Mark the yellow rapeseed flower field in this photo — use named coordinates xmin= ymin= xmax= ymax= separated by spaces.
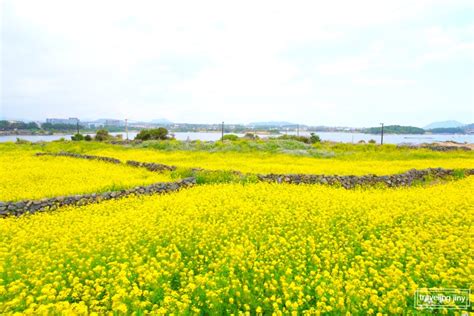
xmin=1 ymin=179 xmax=472 ymax=314
xmin=91 ymin=148 xmax=474 ymax=175
xmin=0 ymin=151 xmax=173 ymax=201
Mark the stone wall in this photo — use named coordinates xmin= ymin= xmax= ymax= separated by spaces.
xmin=257 ymin=168 xmax=474 ymax=189
xmin=35 ymin=152 xmax=177 ymax=172
xmin=426 ymin=145 xmax=472 ymax=152
xmin=35 ymin=152 xmax=121 ymax=164
xmin=6 ymin=152 xmax=472 ymax=217
xmin=0 ymin=178 xmax=195 ymax=218
xmin=397 ymin=144 xmax=472 ymax=151
xmin=126 ymin=160 xmax=176 ymax=172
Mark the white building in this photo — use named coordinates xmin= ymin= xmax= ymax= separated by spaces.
xmin=45 ymin=118 xmax=79 ymax=125
xmin=105 ymin=119 xmax=125 ymax=126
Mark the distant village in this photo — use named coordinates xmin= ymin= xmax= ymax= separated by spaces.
xmin=1 ymin=117 xmax=356 ymax=135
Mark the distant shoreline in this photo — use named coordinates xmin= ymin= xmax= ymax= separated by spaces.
xmin=0 ymin=130 xmax=132 ymax=137
xmin=1 ymin=130 xmax=473 ymax=137
xmin=1 ymin=131 xmax=473 ymax=145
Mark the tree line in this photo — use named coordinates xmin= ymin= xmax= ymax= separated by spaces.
xmin=0 ymin=120 xmax=84 ymax=132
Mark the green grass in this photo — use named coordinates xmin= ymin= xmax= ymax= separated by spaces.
xmin=171 ymin=168 xmax=259 ymax=185
xmin=3 ymin=138 xmax=473 ymax=162
xmin=453 ymin=168 xmax=468 ymax=180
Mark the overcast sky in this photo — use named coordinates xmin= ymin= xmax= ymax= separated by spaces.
xmin=1 ymin=0 xmax=473 ymax=127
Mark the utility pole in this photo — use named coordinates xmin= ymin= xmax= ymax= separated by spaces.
xmin=125 ymin=119 xmax=128 ymax=140
xmin=221 ymin=121 xmax=224 ymax=142
xmin=380 ymin=123 xmax=384 ymax=145
xmin=76 ymin=119 xmax=80 ymax=135
xmin=296 ymin=124 xmax=299 ymax=137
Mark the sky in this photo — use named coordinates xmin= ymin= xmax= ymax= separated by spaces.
xmin=1 ymin=0 xmax=473 ymax=127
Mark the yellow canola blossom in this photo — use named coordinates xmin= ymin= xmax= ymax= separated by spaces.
xmin=0 ymin=152 xmax=173 ymax=201
xmin=0 ymin=179 xmax=472 ymax=314
xmin=91 ymin=148 xmax=474 ymax=175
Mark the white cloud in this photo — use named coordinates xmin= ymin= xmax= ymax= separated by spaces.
xmin=354 ymin=77 xmax=416 ymax=86
xmin=417 ymin=43 xmax=474 ymax=66
xmin=2 ymin=0 xmax=473 ymax=124
xmin=317 ymin=57 xmax=371 ymax=76
xmin=406 ymin=24 xmax=474 ymax=67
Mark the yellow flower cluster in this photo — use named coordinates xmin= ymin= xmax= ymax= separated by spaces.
xmin=91 ymin=148 xmax=474 ymax=175
xmin=0 ymin=150 xmax=173 ymax=201
xmin=1 ymin=179 xmax=472 ymax=314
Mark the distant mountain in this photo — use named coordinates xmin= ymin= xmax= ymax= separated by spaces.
xmin=461 ymin=123 xmax=474 ymax=134
xmin=427 ymin=127 xmax=464 ymax=134
xmin=425 ymin=123 xmax=473 ymax=134
xmin=150 ymin=118 xmax=173 ymax=124
xmin=424 ymin=120 xmax=464 ymax=129
xmin=249 ymin=121 xmax=297 ymax=127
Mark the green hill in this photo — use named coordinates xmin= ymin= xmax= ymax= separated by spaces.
xmin=363 ymin=125 xmax=425 ymax=134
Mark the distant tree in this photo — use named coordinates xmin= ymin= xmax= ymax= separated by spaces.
xmin=363 ymin=125 xmax=424 ymax=135
xmin=0 ymin=120 xmax=39 ymax=131
xmin=277 ymin=134 xmax=322 ymax=144
xmin=84 ymin=135 xmax=92 ymax=141
xmin=0 ymin=120 xmax=8 ymax=130
xmin=26 ymin=122 xmax=39 ymax=130
xmin=95 ymin=129 xmax=110 ymax=141
xmin=71 ymin=133 xmax=84 ymax=141
xmin=42 ymin=123 xmax=84 ymax=131
xmin=309 ymin=133 xmax=321 ymax=143
xmin=135 ymin=128 xmax=169 ymax=141
xmin=243 ymin=133 xmax=259 ymax=140
xmin=222 ymin=134 xmax=239 ymax=141
xmin=368 ymin=139 xmax=376 ymax=144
